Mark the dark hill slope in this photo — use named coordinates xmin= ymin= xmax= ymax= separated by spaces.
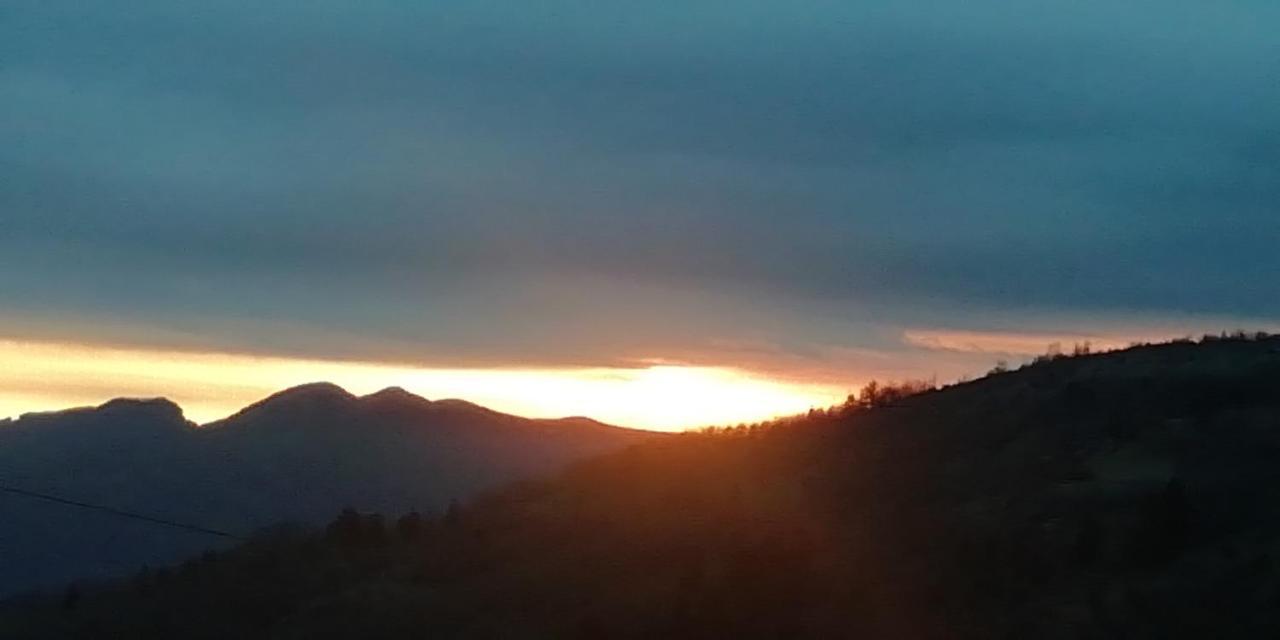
xmin=6 ymin=336 xmax=1280 ymax=638
xmin=0 ymin=386 xmax=653 ymax=598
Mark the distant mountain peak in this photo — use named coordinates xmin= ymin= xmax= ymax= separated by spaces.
xmin=203 ymin=382 xmax=357 ymax=428
xmin=98 ymin=397 xmax=185 ymax=418
xmin=359 ymin=386 xmax=433 ymax=412
xmin=270 ymin=382 xmax=356 ymax=402
xmin=16 ymin=397 xmax=180 ymax=417
xmin=363 ymin=386 xmax=427 ymax=403
xmin=9 ymin=396 xmax=192 ymax=432
xmin=246 ymin=382 xmax=358 ymax=411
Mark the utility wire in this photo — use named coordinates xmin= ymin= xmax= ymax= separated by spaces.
xmin=0 ymin=483 xmax=244 ymax=540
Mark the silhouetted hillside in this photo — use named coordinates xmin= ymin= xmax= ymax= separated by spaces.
xmin=7 ymin=335 xmax=1280 ymax=638
xmin=0 ymin=386 xmax=653 ymax=598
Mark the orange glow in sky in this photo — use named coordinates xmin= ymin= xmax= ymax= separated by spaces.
xmin=0 ymin=339 xmax=850 ymax=431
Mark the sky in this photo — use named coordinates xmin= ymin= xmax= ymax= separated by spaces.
xmin=2 ymin=2 xmax=1278 ymax=429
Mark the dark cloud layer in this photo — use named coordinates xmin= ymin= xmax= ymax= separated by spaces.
xmin=3 ymin=1 xmax=1277 ymax=374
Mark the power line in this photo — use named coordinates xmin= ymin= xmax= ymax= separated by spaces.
xmin=0 ymin=483 xmax=244 ymax=540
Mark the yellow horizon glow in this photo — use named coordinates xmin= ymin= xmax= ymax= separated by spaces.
xmin=0 ymin=339 xmax=849 ymax=432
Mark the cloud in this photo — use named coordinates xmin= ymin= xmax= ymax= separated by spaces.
xmin=902 ymin=329 xmax=1135 ymax=357
xmin=2 ymin=0 xmax=1277 ymax=380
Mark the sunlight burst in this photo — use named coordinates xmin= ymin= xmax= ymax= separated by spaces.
xmin=0 ymin=339 xmax=848 ymax=431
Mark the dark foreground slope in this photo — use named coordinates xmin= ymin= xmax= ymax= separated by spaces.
xmin=0 ymin=385 xmax=652 ymax=597
xmin=7 ymin=336 xmax=1280 ymax=638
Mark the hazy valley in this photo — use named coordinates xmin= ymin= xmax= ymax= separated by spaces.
xmin=0 ymin=384 xmax=653 ymax=597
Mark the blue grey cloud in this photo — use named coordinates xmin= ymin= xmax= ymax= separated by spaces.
xmin=3 ymin=1 xmax=1277 ymax=372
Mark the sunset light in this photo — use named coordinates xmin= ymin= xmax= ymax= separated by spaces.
xmin=6 ymin=1 xmax=1279 ymax=632
xmin=0 ymin=339 xmax=848 ymax=431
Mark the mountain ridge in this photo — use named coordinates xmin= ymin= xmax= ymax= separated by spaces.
xmin=2 ymin=382 xmax=650 ymax=435
xmin=0 ymin=384 xmax=656 ymax=598
xmin=6 ymin=335 xmax=1279 ymax=637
